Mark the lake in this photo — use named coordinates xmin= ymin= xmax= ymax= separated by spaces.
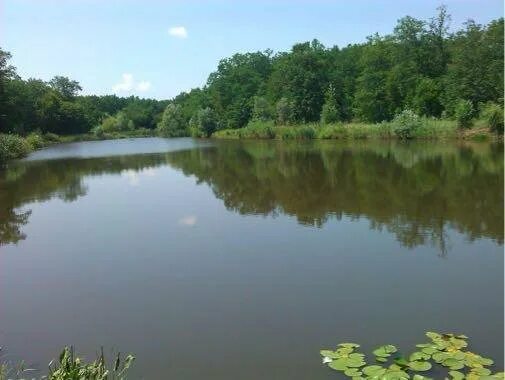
xmin=0 ymin=137 xmax=503 ymax=379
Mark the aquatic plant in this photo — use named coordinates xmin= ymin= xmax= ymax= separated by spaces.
xmin=0 ymin=346 xmax=134 ymax=380
xmin=320 ymin=332 xmax=503 ymax=379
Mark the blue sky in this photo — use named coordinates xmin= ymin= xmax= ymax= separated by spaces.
xmin=1 ymin=0 xmax=503 ymax=100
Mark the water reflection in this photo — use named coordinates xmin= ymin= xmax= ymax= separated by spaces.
xmin=0 ymin=140 xmax=502 ymax=253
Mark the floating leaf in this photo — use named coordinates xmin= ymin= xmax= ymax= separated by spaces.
xmin=471 ymin=367 xmax=492 ymax=376
xmin=382 ymin=369 xmax=409 ymax=380
xmin=320 ymin=350 xmax=340 ymax=359
xmin=349 ymin=353 xmax=365 ymax=360
xmin=328 ymin=358 xmax=348 ymax=371
xmin=344 ymin=368 xmax=362 ymax=377
xmin=449 ymin=370 xmax=465 ymax=380
xmin=409 ymin=352 xmax=430 ymax=362
xmin=339 ymin=343 xmax=360 ymax=348
xmin=363 ymin=365 xmax=386 ymax=376
xmin=421 ymin=347 xmax=439 ymax=355
xmin=376 ymin=357 xmax=388 ymax=363
xmin=432 ymin=352 xmax=449 ymax=363
xmin=373 ymin=345 xmax=397 ymax=357
xmin=408 ymin=361 xmax=432 ymax=371
xmin=394 ymin=357 xmax=409 ymax=367
xmin=426 ymin=332 xmax=442 ymax=340
xmin=442 ymin=358 xmax=464 ymax=370
xmin=413 ymin=375 xmax=432 ymax=380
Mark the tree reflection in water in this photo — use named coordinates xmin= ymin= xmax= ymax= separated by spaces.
xmin=0 ymin=140 xmax=502 ymax=255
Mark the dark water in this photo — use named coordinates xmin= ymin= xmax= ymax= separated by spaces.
xmin=0 ymin=138 xmax=503 ymax=379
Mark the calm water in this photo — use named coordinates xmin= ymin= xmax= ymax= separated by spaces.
xmin=0 ymin=137 xmax=503 ymax=379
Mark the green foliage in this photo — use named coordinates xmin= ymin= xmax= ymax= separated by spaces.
xmin=392 ymin=109 xmax=422 ymax=139
xmin=321 ymin=85 xmax=342 ymax=124
xmin=321 ymin=332 xmax=503 ymax=379
xmin=25 ymin=133 xmax=45 ymax=149
xmin=320 ymin=103 xmax=341 ymax=124
xmin=481 ymin=102 xmax=504 ymax=134
xmin=47 ymin=347 xmax=134 ymax=380
xmin=252 ymin=96 xmax=272 ymax=121
xmin=279 ymin=125 xmax=316 ymax=140
xmin=96 ymin=112 xmax=135 ymax=134
xmin=276 ymin=97 xmax=295 ymax=125
xmin=157 ymin=103 xmax=188 ymax=137
xmin=49 ymin=76 xmax=82 ymax=100
xmin=0 ymin=134 xmax=31 ymax=162
xmin=454 ymin=99 xmax=474 ymax=129
xmin=43 ymin=132 xmax=62 ymax=143
xmin=189 ymin=107 xmax=218 ymax=137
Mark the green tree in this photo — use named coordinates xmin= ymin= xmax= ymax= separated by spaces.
xmin=252 ymin=96 xmax=272 ymax=121
xmin=275 ymin=97 xmax=295 ymax=125
xmin=157 ymin=103 xmax=187 ymax=137
xmin=320 ymin=84 xmax=341 ymax=124
xmin=49 ymin=76 xmax=82 ymax=100
xmin=189 ymin=107 xmax=218 ymax=137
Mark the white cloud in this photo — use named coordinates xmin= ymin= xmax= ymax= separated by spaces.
xmin=168 ymin=26 xmax=187 ymax=38
xmin=112 ymin=73 xmax=151 ymax=94
xmin=136 ymin=80 xmax=151 ymax=92
xmin=178 ymin=215 xmax=197 ymax=226
xmin=112 ymin=73 xmax=134 ymax=92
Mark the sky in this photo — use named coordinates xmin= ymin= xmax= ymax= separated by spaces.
xmin=1 ymin=0 xmax=503 ymax=100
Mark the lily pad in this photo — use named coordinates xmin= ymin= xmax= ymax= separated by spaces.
xmin=409 ymin=352 xmax=431 ymax=362
xmin=426 ymin=332 xmax=442 ymax=340
xmin=448 ymin=370 xmax=465 ymax=380
xmin=382 ymin=369 xmax=410 ymax=380
xmin=373 ymin=345 xmax=398 ymax=357
xmin=363 ymin=365 xmax=386 ymax=376
xmin=408 ymin=361 xmax=432 ymax=371
xmin=345 ymin=368 xmax=362 ymax=377
xmin=320 ymin=350 xmax=340 ymax=359
xmin=339 ymin=343 xmax=360 ymax=348
xmin=471 ymin=367 xmax=492 ymax=376
xmin=421 ymin=347 xmax=439 ymax=355
xmin=442 ymin=358 xmax=464 ymax=370
xmin=413 ymin=375 xmax=432 ymax=380
xmin=328 ymin=358 xmax=348 ymax=371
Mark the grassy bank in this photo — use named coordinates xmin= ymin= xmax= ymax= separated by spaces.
xmin=0 ymin=129 xmax=156 ymax=164
xmin=213 ymin=119 xmax=499 ymax=141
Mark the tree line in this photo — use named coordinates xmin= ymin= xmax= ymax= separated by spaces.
xmin=160 ymin=7 xmax=503 ymax=137
xmin=0 ymin=6 xmax=503 ymax=139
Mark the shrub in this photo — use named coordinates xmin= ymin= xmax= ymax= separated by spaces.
xmin=43 ymin=132 xmax=61 ymax=143
xmin=157 ymin=103 xmax=188 ymax=137
xmin=96 ymin=111 xmax=135 ymax=134
xmin=481 ymin=102 xmax=504 ymax=134
xmin=25 ymin=133 xmax=45 ymax=149
xmin=320 ymin=102 xmax=340 ymax=124
xmin=189 ymin=107 xmax=218 ymax=137
xmin=0 ymin=134 xmax=32 ymax=162
xmin=252 ymin=96 xmax=272 ymax=122
xmin=454 ymin=99 xmax=474 ymax=129
xmin=276 ymin=97 xmax=295 ymax=125
xmin=392 ymin=110 xmax=422 ymax=139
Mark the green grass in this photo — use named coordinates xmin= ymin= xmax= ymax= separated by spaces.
xmin=213 ymin=119 xmax=498 ymax=141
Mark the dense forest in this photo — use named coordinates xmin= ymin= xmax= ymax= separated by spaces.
xmin=0 ymin=6 xmax=503 ymax=145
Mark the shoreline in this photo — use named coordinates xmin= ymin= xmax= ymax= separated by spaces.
xmin=212 ymin=120 xmax=502 ymax=142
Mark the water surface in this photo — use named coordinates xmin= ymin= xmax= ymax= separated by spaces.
xmin=0 ymin=137 xmax=503 ymax=379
